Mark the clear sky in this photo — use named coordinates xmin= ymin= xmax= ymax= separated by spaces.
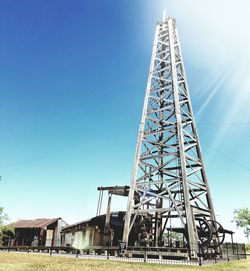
xmin=0 ymin=0 xmax=249 ymax=242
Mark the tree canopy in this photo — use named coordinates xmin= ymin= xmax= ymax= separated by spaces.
xmin=0 ymin=207 xmax=8 ymax=225
xmin=233 ymin=207 xmax=250 ymax=243
xmin=0 ymin=207 xmax=15 ymax=246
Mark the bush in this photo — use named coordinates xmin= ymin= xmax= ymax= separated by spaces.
xmin=245 ymin=243 xmax=250 ymax=252
xmin=0 ymin=225 xmax=15 ymax=246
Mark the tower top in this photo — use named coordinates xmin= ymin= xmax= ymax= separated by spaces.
xmin=160 ymin=11 xmax=175 ymax=24
xmin=162 ymin=10 xmax=166 ymax=21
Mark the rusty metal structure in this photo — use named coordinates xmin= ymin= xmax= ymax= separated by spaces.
xmin=96 ymin=186 xmax=129 ymax=237
xmin=122 ymin=14 xmax=226 ymax=256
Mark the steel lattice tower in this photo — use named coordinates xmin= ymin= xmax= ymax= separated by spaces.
xmin=123 ymin=16 xmax=218 ymax=251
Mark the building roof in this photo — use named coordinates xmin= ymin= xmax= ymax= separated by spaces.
xmin=62 ymin=218 xmax=91 ymax=231
xmin=62 ymin=211 xmax=125 ymax=231
xmin=11 ymin=218 xmax=61 ymax=229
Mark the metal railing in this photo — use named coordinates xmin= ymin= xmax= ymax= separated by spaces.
xmin=0 ymin=242 xmax=246 ymax=266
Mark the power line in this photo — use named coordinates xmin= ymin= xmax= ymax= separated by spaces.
xmin=0 ymin=155 xmax=50 ymax=168
xmin=201 ymin=141 xmax=250 ymax=172
xmin=0 ymin=139 xmax=249 ymax=174
xmin=197 ymin=122 xmax=250 ymax=126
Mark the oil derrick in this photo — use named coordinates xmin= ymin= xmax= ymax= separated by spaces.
xmin=123 ymin=15 xmax=225 ymax=255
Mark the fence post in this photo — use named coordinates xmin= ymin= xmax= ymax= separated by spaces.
xmin=144 ymin=246 xmax=147 ymax=263
xmin=7 ymin=237 xmax=11 ymax=252
xmin=107 ymin=245 xmax=110 ymax=260
xmin=226 ymin=243 xmax=229 ymax=261
xmin=244 ymin=243 xmax=247 ymax=259
xmin=236 ymin=243 xmax=239 ymax=260
xmin=198 ymin=244 xmax=202 ymax=266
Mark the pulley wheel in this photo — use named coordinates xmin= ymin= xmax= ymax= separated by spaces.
xmin=195 ymin=218 xmax=212 ymax=245
xmin=207 ymin=220 xmax=225 ymax=247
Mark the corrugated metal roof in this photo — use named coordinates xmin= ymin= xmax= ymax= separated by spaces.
xmin=62 ymin=218 xmax=91 ymax=230
xmin=62 ymin=212 xmax=125 ymax=231
xmin=11 ymin=218 xmax=60 ymax=228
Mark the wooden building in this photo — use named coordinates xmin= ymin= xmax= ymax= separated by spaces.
xmin=10 ymin=218 xmax=68 ymax=247
xmin=61 ymin=212 xmax=125 ymax=249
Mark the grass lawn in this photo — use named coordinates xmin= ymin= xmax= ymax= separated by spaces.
xmin=0 ymin=252 xmax=249 ymax=271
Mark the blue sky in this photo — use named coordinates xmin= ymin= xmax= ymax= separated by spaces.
xmin=0 ymin=0 xmax=249 ymax=242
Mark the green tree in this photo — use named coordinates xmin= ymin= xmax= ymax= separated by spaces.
xmin=233 ymin=207 xmax=250 ymax=243
xmin=0 ymin=207 xmax=15 ymax=246
xmin=163 ymin=231 xmax=184 ymax=246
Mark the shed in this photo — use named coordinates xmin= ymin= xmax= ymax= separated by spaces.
xmin=10 ymin=218 xmax=68 ymax=247
xmin=61 ymin=212 xmax=125 ymax=249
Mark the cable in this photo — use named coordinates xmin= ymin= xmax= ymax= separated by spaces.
xmin=0 ymin=155 xmax=50 ymax=168
xmin=197 ymin=122 xmax=250 ymax=126
xmin=201 ymin=141 xmax=250 ymax=172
